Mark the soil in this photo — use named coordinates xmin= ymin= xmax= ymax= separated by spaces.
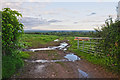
xmin=12 ymin=40 xmax=119 ymax=79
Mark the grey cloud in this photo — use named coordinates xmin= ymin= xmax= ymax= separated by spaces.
xmin=19 ymin=17 xmax=47 ymax=27
xmin=48 ymin=19 xmax=62 ymax=23
xmin=19 ymin=17 xmax=62 ymax=28
xmin=74 ymin=22 xmax=78 ymax=24
xmin=87 ymin=12 xmax=96 ymax=16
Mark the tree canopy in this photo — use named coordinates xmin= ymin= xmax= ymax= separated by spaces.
xmin=2 ymin=8 xmax=24 ymax=55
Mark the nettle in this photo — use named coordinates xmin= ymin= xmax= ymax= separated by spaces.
xmin=2 ymin=8 xmax=24 ymax=55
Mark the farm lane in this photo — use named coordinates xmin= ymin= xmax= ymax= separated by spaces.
xmin=12 ymin=40 xmax=118 ymax=78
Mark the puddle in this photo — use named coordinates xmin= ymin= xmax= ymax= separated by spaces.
xmin=25 ymin=53 xmax=81 ymax=63
xmin=29 ymin=48 xmax=55 ymax=52
xmin=29 ymin=42 xmax=68 ymax=52
xmin=58 ymin=42 xmax=68 ymax=50
xmin=64 ymin=53 xmax=81 ymax=62
xmin=54 ymin=39 xmax=59 ymax=42
xmin=63 ymin=48 xmax=67 ymax=51
xmin=34 ymin=65 xmax=45 ymax=73
xmin=78 ymin=69 xmax=88 ymax=78
xmin=25 ymin=59 xmax=68 ymax=63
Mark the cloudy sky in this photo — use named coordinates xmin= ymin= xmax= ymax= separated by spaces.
xmin=1 ymin=0 xmax=119 ymax=30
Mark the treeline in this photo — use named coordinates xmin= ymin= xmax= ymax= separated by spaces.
xmin=25 ymin=31 xmax=95 ymax=37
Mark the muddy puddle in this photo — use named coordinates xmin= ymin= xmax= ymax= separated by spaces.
xmin=78 ymin=69 xmax=88 ymax=78
xmin=25 ymin=53 xmax=81 ymax=63
xmin=29 ymin=42 xmax=68 ymax=52
xmin=25 ymin=59 xmax=68 ymax=63
xmin=54 ymin=39 xmax=59 ymax=42
xmin=64 ymin=53 xmax=81 ymax=62
xmin=34 ymin=65 xmax=45 ymax=73
xmin=24 ymin=41 xmax=89 ymax=78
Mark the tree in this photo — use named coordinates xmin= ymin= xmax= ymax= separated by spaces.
xmin=2 ymin=8 xmax=24 ymax=55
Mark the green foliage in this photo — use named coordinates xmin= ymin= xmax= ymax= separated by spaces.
xmin=2 ymin=50 xmax=30 ymax=78
xmin=2 ymin=55 xmax=24 ymax=78
xmin=18 ymin=51 xmax=30 ymax=59
xmin=1 ymin=8 xmax=25 ymax=78
xmin=66 ymin=35 xmax=119 ymax=73
xmin=94 ymin=17 xmax=120 ymax=73
xmin=2 ymin=8 xmax=24 ymax=55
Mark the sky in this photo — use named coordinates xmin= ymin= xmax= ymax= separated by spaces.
xmin=1 ymin=0 xmax=119 ymax=30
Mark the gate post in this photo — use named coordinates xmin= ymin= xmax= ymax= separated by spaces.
xmin=83 ymin=40 xmax=84 ymax=51
xmin=77 ymin=40 xmax=79 ymax=49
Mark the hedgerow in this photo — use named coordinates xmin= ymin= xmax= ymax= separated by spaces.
xmin=95 ymin=17 xmax=120 ymax=73
xmin=2 ymin=8 xmax=25 ymax=78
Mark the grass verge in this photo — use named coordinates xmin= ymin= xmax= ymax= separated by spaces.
xmin=2 ymin=51 xmax=30 ymax=78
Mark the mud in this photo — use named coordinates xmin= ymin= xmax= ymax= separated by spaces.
xmin=12 ymin=40 xmax=119 ymax=78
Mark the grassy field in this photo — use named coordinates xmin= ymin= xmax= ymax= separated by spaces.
xmin=21 ymin=34 xmax=65 ymax=48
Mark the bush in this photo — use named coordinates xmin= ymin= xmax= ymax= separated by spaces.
xmin=2 ymin=56 xmax=24 ymax=78
xmin=2 ymin=8 xmax=24 ymax=55
xmin=1 ymin=8 xmax=24 ymax=78
xmin=94 ymin=17 xmax=120 ymax=73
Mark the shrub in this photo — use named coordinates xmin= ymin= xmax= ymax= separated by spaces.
xmin=2 ymin=56 xmax=24 ymax=78
xmin=2 ymin=8 xmax=24 ymax=55
xmin=1 ymin=8 xmax=24 ymax=78
xmin=94 ymin=17 xmax=120 ymax=73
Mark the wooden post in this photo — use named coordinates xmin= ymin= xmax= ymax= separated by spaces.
xmin=90 ymin=39 xmax=91 ymax=51
xmin=83 ymin=40 xmax=84 ymax=51
xmin=77 ymin=40 xmax=79 ymax=49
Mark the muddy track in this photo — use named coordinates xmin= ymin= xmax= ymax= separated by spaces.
xmin=12 ymin=40 xmax=119 ymax=78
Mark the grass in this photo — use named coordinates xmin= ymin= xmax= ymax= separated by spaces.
xmin=2 ymin=55 xmax=24 ymax=78
xmin=67 ymin=37 xmax=106 ymax=65
xmin=51 ymin=58 xmax=57 ymax=60
xmin=22 ymin=34 xmax=59 ymax=48
xmin=2 ymin=51 xmax=31 ymax=78
xmin=18 ymin=51 xmax=30 ymax=59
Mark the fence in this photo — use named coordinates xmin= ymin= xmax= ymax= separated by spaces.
xmin=75 ymin=37 xmax=102 ymax=54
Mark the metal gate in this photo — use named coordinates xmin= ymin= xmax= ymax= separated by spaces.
xmin=75 ymin=37 xmax=102 ymax=54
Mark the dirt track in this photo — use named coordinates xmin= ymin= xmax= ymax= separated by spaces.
xmin=12 ymin=41 xmax=119 ymax=78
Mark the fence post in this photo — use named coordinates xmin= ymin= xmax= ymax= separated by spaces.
xmin=90 ymin=39 xmax=91 ymax=52
xmin=77 ymin=40 xmax=79 ymax=49
xmin=83 ymin=40 xmax=84 ymax=51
